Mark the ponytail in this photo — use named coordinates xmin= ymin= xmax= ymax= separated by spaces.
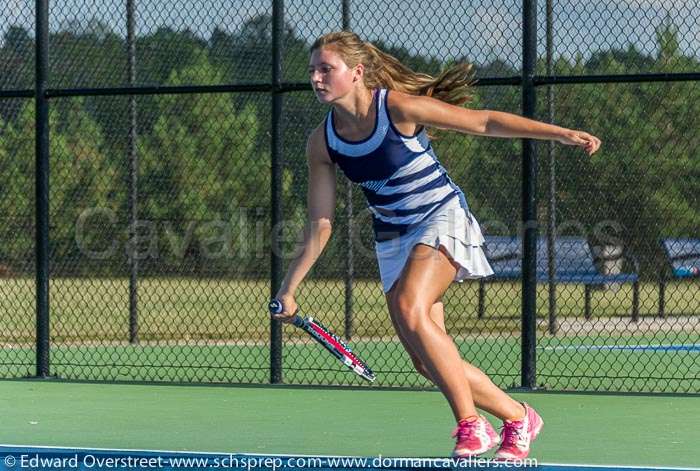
xmin=311 ymin=31 xmax=474 ymax=107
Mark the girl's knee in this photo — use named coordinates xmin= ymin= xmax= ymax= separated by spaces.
xmin=391 ymin=294 xmax=429 ymax=333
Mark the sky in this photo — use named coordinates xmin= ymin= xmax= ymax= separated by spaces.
xmin=2 ymin=0 xmax=699 ymax=67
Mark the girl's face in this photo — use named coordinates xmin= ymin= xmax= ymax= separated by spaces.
xmin=308 ymin=46 xmax=362 ymax=104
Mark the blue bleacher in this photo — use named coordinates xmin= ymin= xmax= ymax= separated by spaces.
xmin=478 ymin=236 xmax=640 ymax=321
xmin=661 ymin=238 xmax=700 ymax=278
xmin=657 ymin=238 xmax=700 ymax=317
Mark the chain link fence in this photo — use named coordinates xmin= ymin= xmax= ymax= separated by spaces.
xmin=1 ymin=0 xmax=698 ymax=392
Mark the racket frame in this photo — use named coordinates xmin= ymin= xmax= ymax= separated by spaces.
xmin=269 ymin=300 xmax=375 ymax=382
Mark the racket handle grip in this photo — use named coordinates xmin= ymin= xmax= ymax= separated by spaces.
xmin=268 ymin=299 xmax=284 ymax=315
xmin=268 ymin=299 xmax=304 ymax=328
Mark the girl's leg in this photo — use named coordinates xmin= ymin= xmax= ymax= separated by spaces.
xmin=386 ymin=297 xmax=524 ymax=421
xmin=385 ymin=243 xmax=477 ymax=422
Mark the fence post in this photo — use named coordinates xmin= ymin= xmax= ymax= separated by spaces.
xmin=342 ymin=0 xmax=354 ymax=341
xmin=342 ymin=0 xmax=351 ymax=32
xmin=545 ymin=0 xmax=558 ymax=336
xmin=126 ymin=0 xmax=139 ymax=345
xmin=521 ymin=0 xmax=538 ymax=390
xmin=34 ymin=0 xmax=51 ymax=378
xmin=270 ymin=0 xmax=285 ymax=384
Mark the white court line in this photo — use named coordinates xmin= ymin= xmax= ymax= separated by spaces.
xmin=541 ymin=463 xmax=700 ymax=471
xmin=1 ymin=444 xmax=699 ymax=470
xmin=538 ymin=344 xmax=700 ymax=352
xmin=0 ymin=443 xmax=357 ymax=458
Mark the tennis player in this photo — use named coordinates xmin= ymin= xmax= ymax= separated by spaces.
xmin=272 ymin=31 xmax=600 ymax=459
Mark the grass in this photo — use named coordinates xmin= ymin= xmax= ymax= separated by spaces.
xmin=1 ymin=278 xmax=697 ymax=392
xmin=1 ymin=277 xmax=698 ymax=343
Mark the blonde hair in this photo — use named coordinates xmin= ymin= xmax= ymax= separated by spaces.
xmin=311 ymin=31 xmax=474 ymax=107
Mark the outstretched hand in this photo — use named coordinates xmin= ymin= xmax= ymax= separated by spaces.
xmin=557 ymin=130 xmax=601 ymax=156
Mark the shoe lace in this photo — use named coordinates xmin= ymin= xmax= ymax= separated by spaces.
xmin=451 ymin=419 xmax=478 ymax=440
xmin=500 ymin=421 xmax=525 ymax=448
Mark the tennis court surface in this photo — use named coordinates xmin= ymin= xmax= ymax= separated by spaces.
xmin=1 ymin=380 xmax=697 ymax=470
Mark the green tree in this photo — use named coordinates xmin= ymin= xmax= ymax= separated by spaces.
xmin=0 ymin=99 xmax=120 ymax=275
xmin=50 ymin=98 xmax=123 ymax=274
xmin=50 ymin=19 xmax=126 ymax=88
xmin=0 ymin=25 xmax=34 ymax=92
xmin=535 ymin=19 xmax=700 ymax=276
xmin=0 ymin=112 xmax=33 ymax=274
xmin=139 ymin=50 xmax=262 ymax=274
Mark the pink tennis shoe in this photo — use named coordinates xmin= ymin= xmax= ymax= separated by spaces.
xmin=494 ymin=403 xmax=543 ymax=460
xmin=451 ymin=415 xmax=500 ymax=458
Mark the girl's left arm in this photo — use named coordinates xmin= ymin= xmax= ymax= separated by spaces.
xmin=393 ymin=92 xmax=601 ymax=155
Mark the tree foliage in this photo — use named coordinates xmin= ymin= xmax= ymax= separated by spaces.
xmin=0 ymin=18 xmax=697 ymax=278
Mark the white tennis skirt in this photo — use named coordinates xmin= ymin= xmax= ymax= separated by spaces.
xmin=375 ymin=198 xmax=494 ymax=293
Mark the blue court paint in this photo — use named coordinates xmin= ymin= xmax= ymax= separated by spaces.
xmin=1 ymin=446 xmax=698 ymax=471
xmin=538 ymin=344 xmax=700 ymax=353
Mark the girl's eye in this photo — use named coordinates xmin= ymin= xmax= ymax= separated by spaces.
xmin=308 ymin=66 xmax=333 ymax=75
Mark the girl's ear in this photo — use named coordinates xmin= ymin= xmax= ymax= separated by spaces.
xmin=353 ymin=63 xmax=365 ymax=82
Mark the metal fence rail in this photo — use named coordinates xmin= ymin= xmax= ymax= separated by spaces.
xmin=0 ymin=0 xmax=698 ymax=393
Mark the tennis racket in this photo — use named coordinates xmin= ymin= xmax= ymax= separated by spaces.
xmin=268 ymin=299 xmax=375 ymax=382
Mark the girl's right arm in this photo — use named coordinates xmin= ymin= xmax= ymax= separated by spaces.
xmin=272 ymin=125 xmax=337 ymax=322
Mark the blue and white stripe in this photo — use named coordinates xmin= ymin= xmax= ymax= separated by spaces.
xmin=324 ymin=89 xmax=469 ymax=241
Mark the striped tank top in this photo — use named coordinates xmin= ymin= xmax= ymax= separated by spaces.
xmin=324 ymin=88 xmax=470 ymax=242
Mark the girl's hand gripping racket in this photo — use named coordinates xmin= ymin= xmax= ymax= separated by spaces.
xmin=268 ymin=299 xmax=375 ymax=382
